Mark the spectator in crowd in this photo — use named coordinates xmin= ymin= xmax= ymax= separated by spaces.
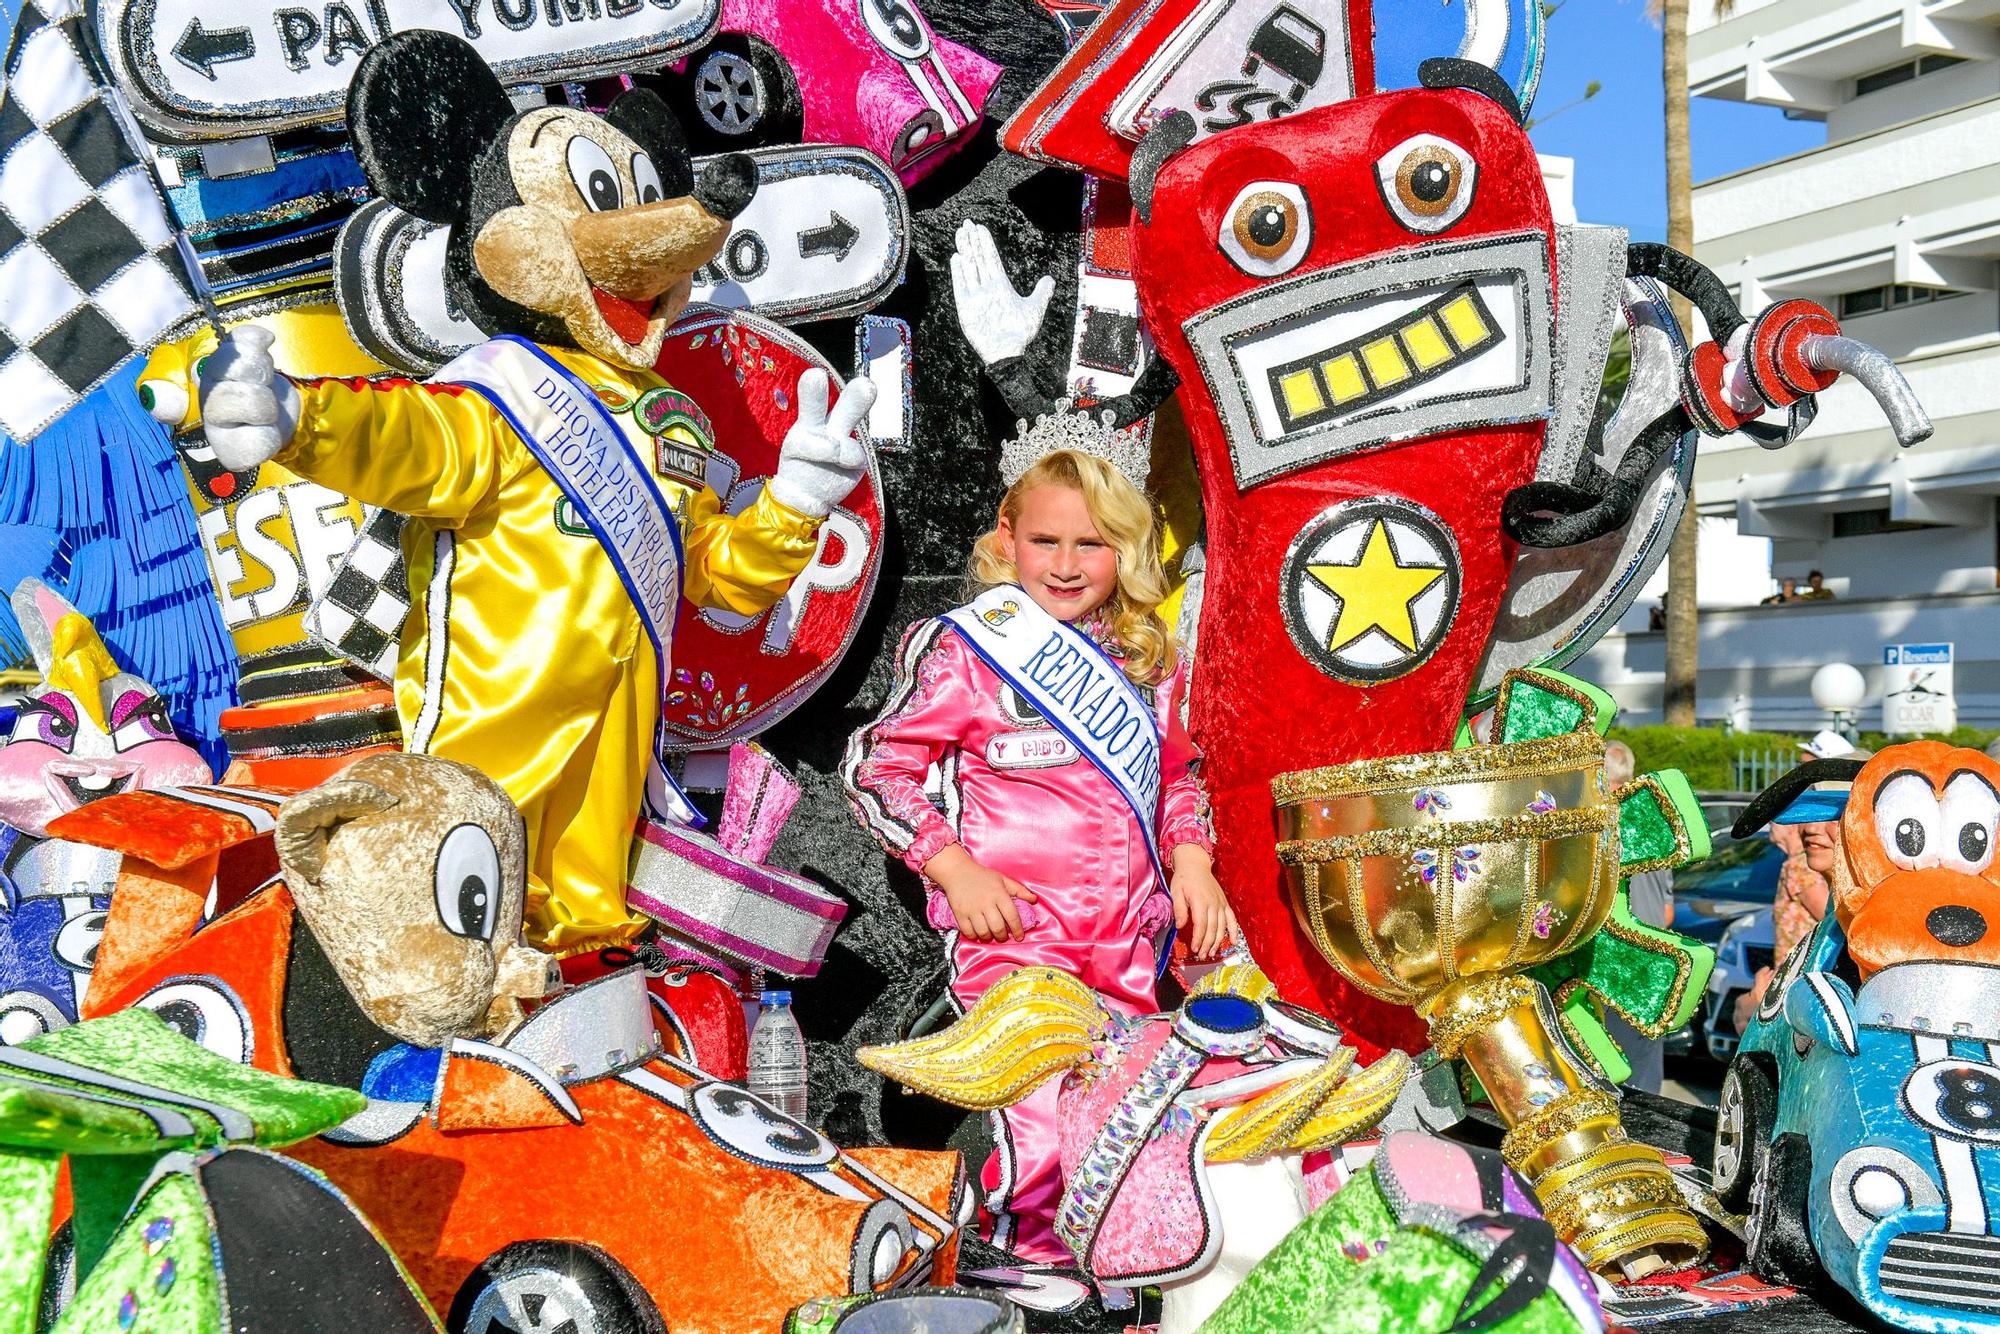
xmin=1647 ymin=601 xmax=1666 ymax=631
xmin=1734 ymin=781 xmax=1849 ymax=1034
xmin=1760 ymin=576 xmax=1798 ymax=606
xmin=1603 ymin=740 xmax=1672 ymax=1093
xmin=1798 ymin=569 xmax=1836 ymax=601
xmin=1799 ymin=729 xmax=1855 ymax=763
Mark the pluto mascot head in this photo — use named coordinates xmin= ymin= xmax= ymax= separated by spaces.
xmin=347 ymin=29 xmax=757 ymax=370
xmin=276 ymin=753 xmax=557 ymax=1048
xmin=1742 ymin=742 xmax=2000 ymax=979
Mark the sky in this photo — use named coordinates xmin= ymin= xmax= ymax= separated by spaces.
xmin=1527 ymin=0 xmax=1827 ymax=240
xmin=0 ymin=0 xmax=1821 ymax=242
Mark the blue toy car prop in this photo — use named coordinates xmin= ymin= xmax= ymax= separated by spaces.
xmin=1718 ymin=915 xmax=2000 ymax=1331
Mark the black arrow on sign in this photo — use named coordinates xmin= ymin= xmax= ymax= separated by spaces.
xmin=798 ymin=213 xmax=859 ymax=263
xmin=172 ymin=18 xmax=255 ymax=81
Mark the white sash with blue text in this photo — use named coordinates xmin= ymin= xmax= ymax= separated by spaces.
xmin=432 ymin=335 xmax=701 ymax=826
xmin=942 ymin=585 xmax=1164 ymax=883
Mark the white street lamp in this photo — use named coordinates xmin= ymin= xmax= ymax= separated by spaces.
xmin=1811 ymin=663 xmax=1867 ymax=741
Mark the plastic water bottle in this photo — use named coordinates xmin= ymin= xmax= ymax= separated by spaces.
xmin=747 ymin=990 xmax=809 ymax=1120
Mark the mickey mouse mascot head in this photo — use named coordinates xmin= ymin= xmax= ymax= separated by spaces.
xmin=195 ymin=31 xmax=876 ymax=957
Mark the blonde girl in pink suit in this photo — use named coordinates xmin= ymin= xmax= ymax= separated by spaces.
xmin=844 ymin=440 xmax=1235 ymax=1263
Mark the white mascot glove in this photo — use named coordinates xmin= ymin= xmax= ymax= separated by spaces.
xmin=197 ymin=326 xmax=302 ymax=473
xmin=766 ymin=368 xmax=876 ymax=520
xmin=949 ymin=219 xmax=1056 ymax=366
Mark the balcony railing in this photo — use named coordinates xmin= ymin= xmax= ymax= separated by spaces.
xmin=1575 ymin=588 xmax=2000 ymax=728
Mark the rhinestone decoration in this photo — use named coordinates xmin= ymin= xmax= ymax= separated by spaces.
xmin=999 ymin=400 xmax=1151 ymax=487
xmin=142 ymin=1217 xmax=174 ymax=1255
xmin=118 ymin=1292 xmax=138 ymax=1330
xmin=155 ymin=1257 xmax=177 ymax=1295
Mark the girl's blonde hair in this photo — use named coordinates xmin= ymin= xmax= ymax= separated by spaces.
xmin=968 ymin=449 xmax=1176 ymax=684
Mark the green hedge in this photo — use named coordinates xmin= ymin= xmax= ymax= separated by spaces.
xmin=1606 ymin=725 xmax=2000 ymax=789
xmin=1855 ymin=726 xmax=2000 ymax=754
xmin=1604 ymin=727 xmax=1805 ymax=790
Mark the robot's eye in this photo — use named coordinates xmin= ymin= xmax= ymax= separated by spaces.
xmin=1874 ymin=772 xmax=1942 ymax=871
xmin=1374 ymin=135 xmax=1478 ymax=235
xmin=1217 ymin=181 xmax=1311 ymax=278
xmin=567 ymin=135 xmax=623 ymax=213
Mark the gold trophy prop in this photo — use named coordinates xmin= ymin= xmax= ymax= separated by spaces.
xmin=1272 ymin=672 xmax=1707 ymax=1279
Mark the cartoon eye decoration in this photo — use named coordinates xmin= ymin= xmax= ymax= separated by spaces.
xmin=436 ymin=823 xmax=501 ymax=941
xmin=10 ymin=695 xmax=78 ymax=751
xmin=1374 ymin=134 xmax=1478 ymax=235
xmin=1874 ymin=772 xmax=1942 ymax=870
xmin=108 ymin=692 xmax=176 ymax=752
xmin=567 ymin=135 xmax=623 ymax=213
xmin=136 ymin=378 xmax=189 ymax=426
xmin=632 ymin=153 xmax=665 ymax=206
xmin=53 ymin=909 xmax=107 ymax=974
xmin=1217 ymin=181 xmax=1311 ymax=278
xmin=136 ymin=979 xmax=252 ymax=1064
xmin=1939 ymin=771 xmax=2000 ymax=874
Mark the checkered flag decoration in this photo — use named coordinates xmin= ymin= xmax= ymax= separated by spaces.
xmin=0 ymin=0 xmax=204 ymax=441
xmin=303 ymin=505 xmax=412 ymax=682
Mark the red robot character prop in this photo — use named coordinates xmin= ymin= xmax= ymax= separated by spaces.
xmin=1126 ymin=71 xmax=1560 ymax=1049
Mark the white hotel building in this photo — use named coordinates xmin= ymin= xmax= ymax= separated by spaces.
xmin=1579 ymin=0 xmax=2000 ymax=732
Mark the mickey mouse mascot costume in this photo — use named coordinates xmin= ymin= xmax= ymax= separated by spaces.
xmin=196 ymin=32 xmax=875 ymax=957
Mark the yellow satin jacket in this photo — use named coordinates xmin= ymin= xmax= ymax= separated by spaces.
xmin=279 ymin=346 xmax=820 ymax=953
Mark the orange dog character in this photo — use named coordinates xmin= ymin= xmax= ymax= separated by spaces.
xmin=1738 ymin=742 xmax=2000 ymax=981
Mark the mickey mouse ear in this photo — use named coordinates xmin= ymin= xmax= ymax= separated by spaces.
xmin=347 ymin=31 xmax=515 ymax=226
xmin=1732 ymin=759 xmax=1869 ymax=839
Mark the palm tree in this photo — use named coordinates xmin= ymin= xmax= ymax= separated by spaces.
xmin=1651 ymin=0 xmax=1730 ymax=725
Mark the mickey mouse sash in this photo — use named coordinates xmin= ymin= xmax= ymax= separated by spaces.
xmin=942 ymin=585 xmax=1165 ymax=884
xmin=432 ymin=335 xmax=701 ymax=825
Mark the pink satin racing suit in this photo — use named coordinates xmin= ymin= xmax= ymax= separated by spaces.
xmin=843 ymin=613 xmax=1216 ymax=1261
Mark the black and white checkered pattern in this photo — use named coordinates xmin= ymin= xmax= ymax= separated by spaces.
xmin=0 ymin=0 xmax=202 ymax=441
xmin=303 ymin=505 xmax=411 ymax=682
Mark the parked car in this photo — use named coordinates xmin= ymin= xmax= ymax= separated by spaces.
xmin=660 ymin=0 xmax=1003 ymax=185
xmin=53 ymin=786 xmax=969 ymax=1334
xmin=1702 ymin=907 xmax=1776 ymax=1062
xmin=1717 ymin=915 xmax=2000 ymax=1331
xmin=1650 ymin=833 xmax=1784 ymax=1062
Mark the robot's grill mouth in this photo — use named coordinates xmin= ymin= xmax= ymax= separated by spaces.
xmin=1184 ymin=230 xmax=1555 ymax=491
xmin=1266 ymin=281 xmax=1502 ymax=434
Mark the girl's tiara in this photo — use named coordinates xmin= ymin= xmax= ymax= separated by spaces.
xmin=999 ymin=399 xmax=1152 ymax=488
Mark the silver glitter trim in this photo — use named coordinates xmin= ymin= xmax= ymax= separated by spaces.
xmin=629 ymin=831 xmax=842 ymax=976
xmin=8 ymin=838 xmax=122 ymax=900
xmin=1541 ymin=224 xmax=1626 ymax=482
xmin=1471 ymin=275 xmax=1693 ymax=702
xmin=505 ymin=967 xmax=659 ymax=1082
xmin=1184 ymin=230 xmax=1554 ymax=492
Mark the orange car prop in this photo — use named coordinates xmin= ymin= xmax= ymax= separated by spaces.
xmin=48 ymin=786 xmax=967 ymax=1334
xmin=1733 ymin=741 xmax=2000 ymax=979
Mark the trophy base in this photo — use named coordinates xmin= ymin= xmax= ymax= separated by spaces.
xmin=1427 ymin=977 xmax=1710 ymax=1278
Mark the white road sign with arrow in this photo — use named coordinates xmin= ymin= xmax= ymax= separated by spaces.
xmin=98 ymin=0 xmax=719 ymax=136
xmin=333 ymin=143 xmax=909 ymax=374
xmin=686 ymin=145 xmax=910 ymax=324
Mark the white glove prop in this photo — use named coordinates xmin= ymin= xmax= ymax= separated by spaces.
xmin=949 ymin=219 xmax=1056 ymax=367
xmin=767 ymin=368 xmax=876 ymax=519
xmin=198 ymin=326 xmax=303 ymax=473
